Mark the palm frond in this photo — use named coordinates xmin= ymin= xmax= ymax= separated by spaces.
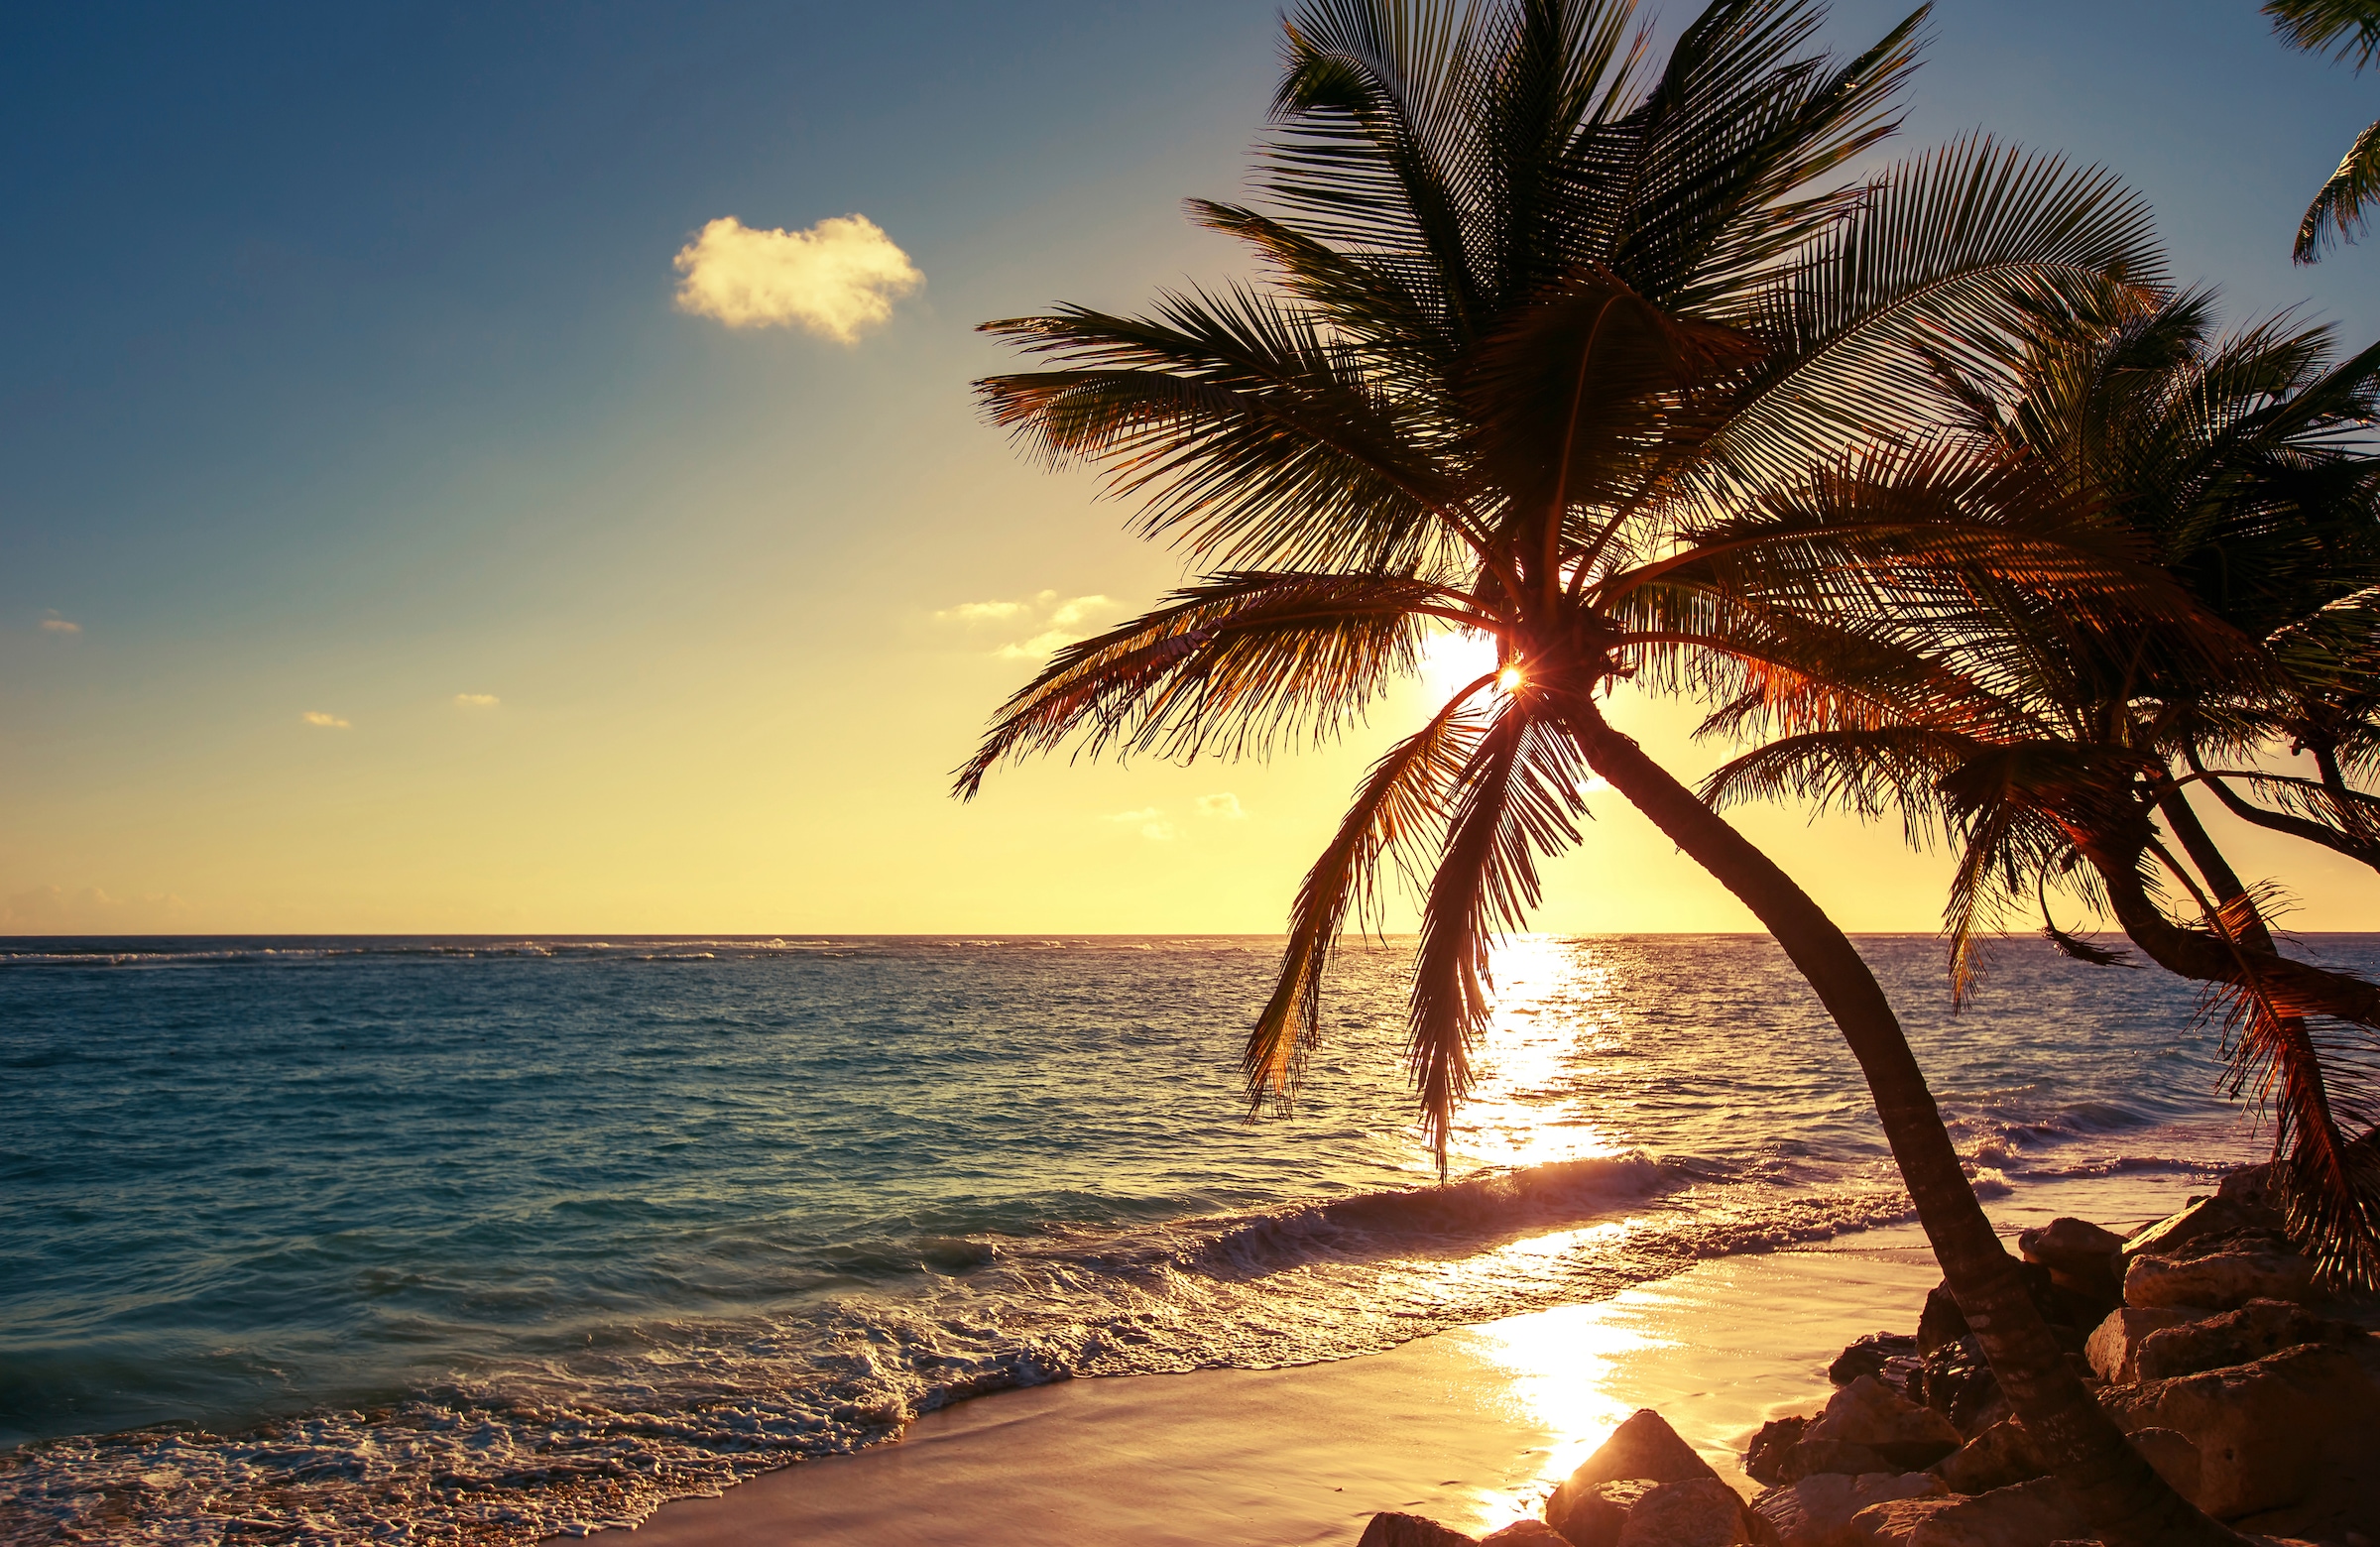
xmin=953 ymin=571 xmax=1480 ymax=796
xmin=2296 ymin=118 xmax=2380 ymax=264
xmin=2267 ymin=0 xmax=2380 ymax=68
xmin=1247 ymin=679 xmax=1497 ymax=1111
xmin=1408 ymin=703 xmax=1589 ymax=1165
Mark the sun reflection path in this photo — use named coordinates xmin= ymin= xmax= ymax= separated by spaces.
xmin=1424 ymin=935 xmax=1631 ymax=1173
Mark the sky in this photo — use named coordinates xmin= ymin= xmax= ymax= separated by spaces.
xmin=2 ymin=0 xmax=2377 ymax=936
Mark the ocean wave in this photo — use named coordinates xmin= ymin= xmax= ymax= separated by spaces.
xmin=0 ymin=1159 xmax=1904 ymax=1546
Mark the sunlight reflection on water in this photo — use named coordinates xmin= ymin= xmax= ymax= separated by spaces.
xmin=1434 ymin=936 xmax=1629 ymax=1172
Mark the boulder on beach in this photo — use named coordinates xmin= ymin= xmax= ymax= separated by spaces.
xmin=1802 ymin=1376 xmax=1963 ymax=1472
xmin=1848 ymin=1476 xmax=2082 ymax=1546
xmin=1611 ymin=1477 xmax=1755 ymax=1547
xmin=1745 ymin=1415 xmax=1808 ymax=1488
xmin=2132 ymin=1296 xmax=2365 ymax=1380
xmin=2120 ymin=1191 xmax=2280 ymax=1263
xmin=1751 ymin=1470 xmax=1940 ymax=1546
xmin=1929 ymin=1416 xmax=2045 ymax=1495
xmin=1551 ymin=1480 xmax=1661 ymax=1547
xmin=2097 ymin=1341 xmax=2380 ymax=1519
xmin=2018 ymin=1216 xmax=2127 ymax=1307
xmin=1547 ymin=1408 xmax=1721 ymax=1545
xmin=1358 ymin=1512 xmax=1480 ymax=1547
xmin=1827 ymin=1333 xmax=1919 ymax=1388
xmin=2083 ymin=1305 xmax=2195 ymax=1383
xmin=2124 ymin=1248 xmax=2320 ymax=1312
xmin=1783 ymin=1440 xmax=1894 ymax=1483
xmin=1480 ymin=1520 xmax=1572 ymax=1547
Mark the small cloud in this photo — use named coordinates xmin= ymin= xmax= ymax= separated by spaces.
xmin=1195 ymin=792 xmax=1245 ymax=820
xmin=673 ymin=213 xmax=923 ymax=341
xmin=299 ymin=710 xmax=351 ymax=729
xmin=1 ymin=884 xmax=188 ymax=932
xmin=937 ymin=590 xmax=1119 ymax=659
xmin=454 ymin=693 xmax=500 ymax=708
xmin=1105 ymin=806 xmax=1175 ymax=841
xmin=40 ymin=612 xmax=79 ymax=634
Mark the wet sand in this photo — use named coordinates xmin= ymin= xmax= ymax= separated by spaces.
xmin=598 ymin=1176 xmax=2196 ymax=1545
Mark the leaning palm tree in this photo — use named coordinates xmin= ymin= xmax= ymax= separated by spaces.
xmin=955 ymin=1 xmax=2241 ymax=1539
xmin=1700 ymin=291 xmax=2380 ymax=1286
xmin=2267 ymin=0 xmax=2380 ymax=261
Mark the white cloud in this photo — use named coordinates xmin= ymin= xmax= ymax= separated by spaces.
xmin=1105 ymin=806 xmax=1175 ymax=841
xmin=673 ymin=214 xmax=923 ymax=341
xmin=454 ymin=693 xmax=500 ymax=708
xmin=1195 ymin=792 xmax=1246 ymax=819
xmin=40 ymin=613 xmax=79 ymax=634
xmin=299 ymin=710 xmax=351 ymax=729
xmin=936 ymin=589 xmax=1119 ymax=659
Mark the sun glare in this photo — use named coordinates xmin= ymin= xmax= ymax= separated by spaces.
xmin=1497 ymin=664 xmax=1525 ymax=693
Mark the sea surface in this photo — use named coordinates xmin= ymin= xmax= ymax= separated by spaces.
xmin=3 ymin=932 xmax=2368 ymax=1544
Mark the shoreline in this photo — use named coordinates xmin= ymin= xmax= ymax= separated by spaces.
xmin=594 ymin=1171 xmax=2202 ymax=1545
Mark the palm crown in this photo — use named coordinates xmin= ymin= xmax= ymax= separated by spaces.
xmin=959 ymin=0 xmax=2171 ymax=1158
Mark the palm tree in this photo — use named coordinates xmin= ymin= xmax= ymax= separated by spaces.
xmin=955 ymin=2 xmax=2240 ymax=1539
xmin=1700 ymin=289 xmax=2380 ymax=1286
xmin=2267 ymin=0 xmax=2380 ymax=262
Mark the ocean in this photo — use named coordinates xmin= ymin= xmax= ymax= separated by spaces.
xmin=2 ymin=932 xmax=2362 ymax=1544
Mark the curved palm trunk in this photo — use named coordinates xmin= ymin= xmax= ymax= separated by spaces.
xmin=1558 ymin=693 xmax=2243 ymax=1547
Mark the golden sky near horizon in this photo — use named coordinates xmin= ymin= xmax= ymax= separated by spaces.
xmin=6 ymin=2 xmax=2378 ymax=940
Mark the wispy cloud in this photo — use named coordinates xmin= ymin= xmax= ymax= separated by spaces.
xmin=673 ymin=214 xmax=923 ymax=341
xmin=40 ymin=612 xmax=79 ymax=635
xmin=1105 ymin=806 xmax=1175 ymax=841
xmin=1 ymin=884 xmax=187 ymax=931
xmin=454 ymin=693 xmax=500 ymax=708
xmin=937 ymin=589 xmax=1119 ymax=658
xmin=299 ymin=710 xmax=351 ymax=729
xmin=1195 ymin=792 xmax=1246 ymax=819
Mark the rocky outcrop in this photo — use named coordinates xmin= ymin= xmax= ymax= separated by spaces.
xmin=2133 ymin=1297 xmax=2364 ymax=1379
xmin=2097 ymin=1342 xmax=2380 ymax=1518
xmin=2125 ymin=1249 xmax=2320 ymax=1312
xmin=1480 ymin=1521 xmax=1572 ymax=1547
xmin=1546 ymin=1408 xmax=1721 ymax=1546
xmin=1847 ymin=1476 xmax=2082 ymax=1545
xmin=1928 ymin=1417 xmax=2044 ymax=1495
xmin=1611 ymin=1478 xmax=1755 ymax=1546
xmin=2083 ymin=1305 xmax=2196 ymax=1382
xmin=2019 ymin=1216 xmax=2126 ymax=1308
xmin=1827 ymin=1333 xmax=1919 ymax=1387
xmin=1801 ymin=1377 xmax=1963 ymax=1472
xmin=1750 ymin=1471 xmax=1940 ymax=1546
xmin=1358 ymin=1512 xmax=1481 ymax=1547
xmin=1745 ymin=1416 xmax=1808 ymax=1488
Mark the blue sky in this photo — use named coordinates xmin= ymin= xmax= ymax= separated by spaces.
xmin=4 ymin=0 xmax=2377 ymax=934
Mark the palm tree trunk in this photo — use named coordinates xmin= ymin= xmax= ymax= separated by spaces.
xmin=2184 ymin=745 xmax=2380 ymax=873
xmin=2151 ymin=779 xmax=2279 ymax=952
xmin=1558 ymin=693 xmax=2244 ymax=1547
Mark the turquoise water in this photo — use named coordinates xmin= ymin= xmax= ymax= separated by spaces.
xmin=3 ymin=933 xmax=2361 ymax=1543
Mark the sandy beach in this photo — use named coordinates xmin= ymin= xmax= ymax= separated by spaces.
xmin=604 ymin=1174 xmax=2198 ymax=1545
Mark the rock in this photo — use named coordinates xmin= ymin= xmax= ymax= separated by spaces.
xmin=1929 ymin=1417 xmax=2044 ymax=1494
xmin=2134 ymin=1297 xmax=2364 ymax=1380
xmin=1910 ymin=1343 xmax=2005 ymax=1438
xmin=2097 ymin=1342 xmax=2380 ymax=1518
xmin=1481 ymin=1522 xmax=1572 ymax=1547
xmin=1746 ymin=1416 xmax=1809 ymax=1488
xmin=1548 ymin=1409 xmax=1720 ymax=1544
xmin=1613 ymin=1477 xmax=1754 ymax=1547
xmin=1804 ymin=1376 xmax=1964 ymax=1471
xmin=1847 ymin=1477 xmax=2082 ymax=1545
xmin=2127 ymin=1426 xmax=2202 ymax=1500
xmin=2218 ymin=1161 xmax=2280 ymax=1213
xmin=1830 ymin=1333 xmax=1920 ymax=1387
xmin=1552 ymin=1480 xmax=1659 ymax=1547
xmin=2020 ymin=1217 xmax=2127 ymax=1306
xmin=1358 ymin=1513 xmax=1480 ymax=1547
xmin=1752 ymin=1472 xmax=1941 ymax=1546
xmin=2121 ymin=1193 xmax=2274 ymax=1262
xmin=2083 ymin=1306 xmax=2196 ymax=1383
xmin=1783 ymin=1441 xmax=1894 ymax=1482
xmin=2125 ymin=1249 xmax=2319 ymax=1311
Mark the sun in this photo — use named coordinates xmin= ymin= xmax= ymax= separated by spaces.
xmin=1497 ymin=663 xmax=1525 ymax=693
